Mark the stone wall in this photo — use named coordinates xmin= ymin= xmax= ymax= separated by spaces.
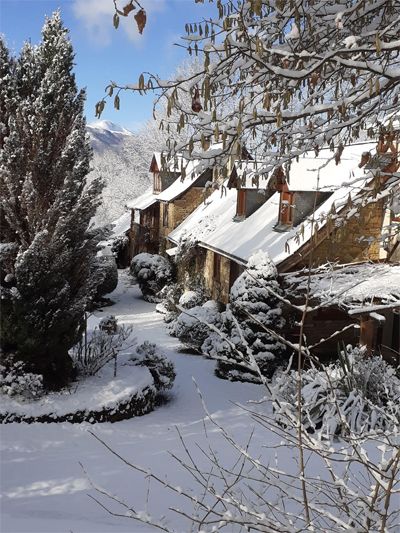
xmin=159 ymin=187 xmax=205 ymax=253
xmin=284 ymin=200 xmax=386 ymax=270
xmin=314 ymin=200 xmax=385 ymax=265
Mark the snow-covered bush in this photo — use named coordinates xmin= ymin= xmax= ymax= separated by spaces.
xmin=159 ymin=274 xmax=208 ymax=326
xmin=111 ymin=234 xmax=129 ymax=268
xmin=0 ymin=356 xmax=44 ymax=401
xmin=91 ymin=255 xmax=118 ymax=300
xmin=172 ymin=301 xmax=222 ymax=351
xmin=203 ymin=251 xmax=287 ymax=382
xmin=156 ymin=282 xmax=185 ymax=321
xmin=178 ymin=290 xmax=203 ymax=309
xmin=272 ymin=346 xmax=400 ymax=437
xmin=99 ymin=315 xmax=118 ymax=334
xmin=134 ymin=342 xmax=176 ymax=393
xmin=130 ymin=253 xmax=173 ymax=302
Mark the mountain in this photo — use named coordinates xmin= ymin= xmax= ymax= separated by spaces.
xmin=87 ymin=120 xmax=153 ymax=227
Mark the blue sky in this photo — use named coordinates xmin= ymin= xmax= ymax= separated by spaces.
xmin=1 ymin=0 xmax=215 ymax=131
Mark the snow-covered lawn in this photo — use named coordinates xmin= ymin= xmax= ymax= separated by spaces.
xmin=1 ymin=273 xmax=264 ymax=532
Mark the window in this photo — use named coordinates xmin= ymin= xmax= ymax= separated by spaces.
xmin=229 ymin=261 xmax=242 ymax=289
xmin=236 ymin=189 xmax=246 ymax=218
xmin=213 ymin=253 xmax=221 ymax=282
xmin=279 ymin=191 xmax=294 ymax=226
xmin=153 ymin=172 xmax=162 ymax=194
xmin=162 ymin=203 xmax=169 ymax=227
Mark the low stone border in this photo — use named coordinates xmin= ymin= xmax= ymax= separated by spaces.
xmin=0 ymin=384 xmax=157 ymax=424
xmin=0 ymin=362 xmax=158 ymax=424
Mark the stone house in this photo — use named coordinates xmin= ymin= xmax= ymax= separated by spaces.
xmin=171 ymin=143 xmax=392 ymax=298
xmin=126 ymin=152 xmax=182 ymax=260
xmin=168 ymin=137 xmax=399 ymax=355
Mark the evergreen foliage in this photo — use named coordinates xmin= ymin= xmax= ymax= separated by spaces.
xmin=203 ymin=252 xmax=287 ymax=381
xmin=0 ymin=13 xmax=104 ymax=389
xmin=130 ymin=253 xmax=173 ymax=302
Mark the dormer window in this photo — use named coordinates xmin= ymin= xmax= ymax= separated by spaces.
xmin=153 ymin=172 xmax=162 ymax=194
xmin=274 ymin=188 xmax=294 ymax=231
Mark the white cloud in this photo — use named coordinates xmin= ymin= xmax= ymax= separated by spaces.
xmin=72 ymin=0 xmax=166 ymax=46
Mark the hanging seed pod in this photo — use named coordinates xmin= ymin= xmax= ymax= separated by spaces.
xmin=192 ymin=86 xmax=202 ymax=113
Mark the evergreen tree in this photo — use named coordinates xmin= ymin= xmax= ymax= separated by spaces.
xmin=0 ymin=13 xmax=104 ymax=389
xmin=203 ymin=252 xmax=287 ymax=381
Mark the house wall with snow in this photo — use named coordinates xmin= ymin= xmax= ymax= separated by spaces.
xmin=280 ymin=198 xmax=386 ymax=271
xmin=158 ymin=173 xmax=211 ymax=253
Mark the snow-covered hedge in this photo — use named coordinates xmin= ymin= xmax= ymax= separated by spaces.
xmin=272 ymin=346 xmax=400 ymax=437
xmin=130 ymin=253 xmax=173 ymax=302
xmin=171 ymin=301 xmax=222 ymax=352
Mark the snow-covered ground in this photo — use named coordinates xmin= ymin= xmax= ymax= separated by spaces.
xmin=1 ymin=272 xmax=264 ymax=533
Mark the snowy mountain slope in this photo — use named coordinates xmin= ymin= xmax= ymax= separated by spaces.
xmin=87 ymin=120 xmax=154 ymax=227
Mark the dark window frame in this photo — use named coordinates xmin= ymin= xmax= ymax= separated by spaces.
xmin=162 ymin=203 xmax=169 ymax=227
xmin=236 ymin=189 xmax=247 ymax=218
xmin=213 ymin=253 xmax=221 ymax=282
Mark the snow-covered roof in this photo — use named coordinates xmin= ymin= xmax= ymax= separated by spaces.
xmin=285 ymin=142 xmax=377 ymax=192
xmin=168 ymin=184 xmax=237 ymax=245
xmin=157 ymin=159 xmax=208 ymax=202
xmin=283 ymin=262 xmax=400 ymax=309
xmin=126 ymin=188 xmax=158 ymax=210
xmin=110 ymin=211 xmax=131 ymax=236
xmin=169 ymin=142 xmax=378 ymax=266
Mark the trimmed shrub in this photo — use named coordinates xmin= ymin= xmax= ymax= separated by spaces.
xmin=172 ymin=301 xmax=222 ymax=352
xmin=130 ymin=253 xmax=173 ymax=302
xmin=91 ymin=255 xmax=118 ymax=300
xmin=203 ymin=251 xmax=286 ymax=382
xmin=135 ymin=342 xmax=176 ymax=393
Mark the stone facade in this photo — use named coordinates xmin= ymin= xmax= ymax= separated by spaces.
xmin=159 ymin=187 xmax=205 ymax=252
xmin=203 ymin=249 xmax=244 ymax=304
xmin=129 ymin=203 xmax=160 ymax=260
xmin=279 ymin=199 xmax=386 ymax=271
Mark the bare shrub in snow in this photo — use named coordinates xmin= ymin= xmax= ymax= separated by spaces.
xmin=0 ymin=355 xmax=44 ymax=401
xmin=71 ymin=320 xmax=134 ymax=377
xmin=130 ymin=253 xmax=173 ymax=303
xmin=171 ymin=301 xmax=222 ymax=352
xmin=273 ymin=346 xmax=400 ymax=437
xmin=133 ymin=341 xmax=176 ymax=393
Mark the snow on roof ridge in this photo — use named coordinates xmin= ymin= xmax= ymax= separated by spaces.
xmin=126 ymin=188 xmax=158 ymax=210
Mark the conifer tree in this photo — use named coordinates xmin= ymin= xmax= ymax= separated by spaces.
xmin=0 ymin=13 xmax=104 ymax=389
xmin=203 ymin=252 xmax=287 ymax=381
